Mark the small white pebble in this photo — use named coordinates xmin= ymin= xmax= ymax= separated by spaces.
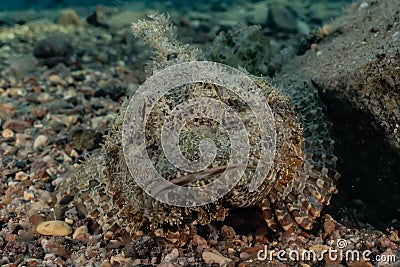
xmin=23 ymin=191 xmax=34 ymax=201
xmin=104 ymin=230 xmax=114 ymax=240
xmin=65 ymin=218 xmax=74 ymax=225
xmin=391 ymin=32 xmax=400 ymax=41
xmin=34 ymin=135 xmax=48 ymax=148
xmin=70 ymin=149 xmax=79 ymax=158
xmin=227 ymin=248 xmax=235 ymax=254
xmin=48 ymin=74 xmax=62 ymax=84
xmin=202 ymin=251 xmax=231 ymax=266
xmin=359 ymin=2 xmax=368 ymax=10
xmin=73 ymin=225 xmax=88 ymax=240
xmin=164 ymin=248 xmax=179 ymax=263
xmin=44 ymin=253 xmax=56 ymax=261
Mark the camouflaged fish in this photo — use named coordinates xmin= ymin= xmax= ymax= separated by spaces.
xmin=55 ymin=13 xmax=339 ymax=239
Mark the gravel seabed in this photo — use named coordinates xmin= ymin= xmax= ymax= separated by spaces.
xmin=0 ymin=1 xmax=399 ymax=266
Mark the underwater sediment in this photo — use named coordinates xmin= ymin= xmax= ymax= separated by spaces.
xmin=276 ymin=0 xmax=400 ymax=229
xmin=0 ymin=0 xmax=399 ymax=266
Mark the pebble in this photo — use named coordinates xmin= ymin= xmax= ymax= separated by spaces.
xmin=15 ymin=133 xmax=29 ymax=147
xmin=36 ymin=220 xmax=72 ymax=236
xmin=25 ymin=258 xmax=39 ymax=267
xmin=48 ymin=74 xmax=62 ymax=85
xmin=60 ymin=151 xmax=72 ymax=162
xmin=202 ymin=251 xmax=232 ymax=266
xmin=1 ymin=143 xmax=16 ymax=155
xmin=239 ymin=251 xmax=250 ymax=260
xmin=58 ymin=9 xmax=82 ymax=26
xmin=107 ymin=239 xmax=122 ymax=249
xmin=33 ymin=135 xmax=48 ymax=148
xmin=132 ymin=259 xmax=142 ymax=265
xmin=193 ymin=234 xmax=208 ymax=247
xmin=359 ymin=2 xmax=369 ymax=10
xmin=33 ymin=37 xmax=73 ymax=68
xmin=43 ymin=253 xmax=56 ymax=261
xmin=72 ymin=225 xmax=89 ymax=241
xmin=3 ymin=119 xmax=30 ymax=133
xmin=23 ymin=191 xmax=34 ymax=201
xmin=104 ymin=230 xmax=114 ymax=240
xmin=70 ymin=149 xmax=79 ymax=158
xmin=31 ymin=108 xmax=46 ymax=119
xmin=86 ymin=5 xmax=108 ymax=28
xmin=164 ymin=248 xmax=179 ymax=263
xmin=15 ymin=171 xmax=29 ymax=181
xmin=0 ymin=101 xmax=16 ymax=114
xmin=43 ymin=240 xmax=71 ymax=259
xmin=2 ymin=128 xmax=15 ymax=139
xmin=110 ymin=253 xmax=126 ymax=264
xmin=64 ymin=218 xmax=74 ymax=225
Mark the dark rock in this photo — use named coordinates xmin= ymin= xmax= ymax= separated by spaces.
xmin=94 ymin=82 xmax=125 ymax=101
xmin=58 ymin=194 xmax=74 ymax=206
xmin=2 ymin=155 xmax=26 ymax=169
xmin=276 ymin=0 xmax=400 ymax=229
xmin=68 ymin=128 xmax=103 ymax=151
xmin=33 ymin=36 xmax=73 ymax=67
xmin=86 ymin=6 xmax=108 ymax=28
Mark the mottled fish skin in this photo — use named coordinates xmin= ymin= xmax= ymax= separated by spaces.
xmin=55 ymin=14 xmax=339 ymax=237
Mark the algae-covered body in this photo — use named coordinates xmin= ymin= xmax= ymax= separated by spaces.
xmin=55 ymin=14 xmax=339 ymax=237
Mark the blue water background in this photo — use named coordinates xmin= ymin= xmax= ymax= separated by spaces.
xmin=0 ymin=0 xmax=352 ymax=11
